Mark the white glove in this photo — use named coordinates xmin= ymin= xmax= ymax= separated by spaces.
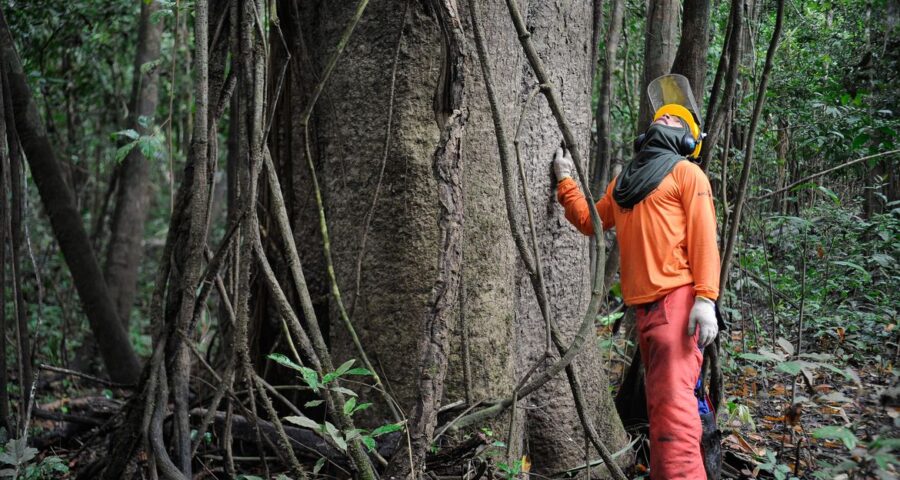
xmin=688 ymin=296 xmax=718 ymax=348
xmin=553 ymin=147 xmax=575 ymax=181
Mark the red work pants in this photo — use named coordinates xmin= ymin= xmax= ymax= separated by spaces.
xmin=636 ymin=284 xmax=705 ymax=479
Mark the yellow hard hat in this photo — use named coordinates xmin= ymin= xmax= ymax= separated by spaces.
xmin=653 ymin=104 xmax=703 ymax=158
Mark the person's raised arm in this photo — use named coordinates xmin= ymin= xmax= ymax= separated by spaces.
xmin=553 ymin=148 xmax=614 ymax=235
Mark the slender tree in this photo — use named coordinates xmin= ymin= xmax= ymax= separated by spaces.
xmin=0 ymin=6 xmax=141 ymax=384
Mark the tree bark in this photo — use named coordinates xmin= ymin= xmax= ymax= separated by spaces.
xmin=0 ymin=6 xmax=141 ymax=384
xmin=700 ymin=0 xmax=743 ymax=169
xmin=387 ymin=3 xmax=466 ymax=475
xmin=637 ymin=0 xmax=679 ymax=128
xmin=104 ymin=0 xmax=164 ymax=327
xmin=0 ymin=61 xmax=11 ymax=432
xmin=671 ymin=0 xmax=712 ymax=110
xmin=281 ymin=0 xmax=627 ymax=476
xmin=592 ymin=0 xmax=625 ymax=196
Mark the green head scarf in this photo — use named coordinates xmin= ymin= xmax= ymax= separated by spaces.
xmin=613 ymin=121 xmax=689 ymax=209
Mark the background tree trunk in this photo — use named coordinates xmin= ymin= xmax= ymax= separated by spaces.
xmin=637 ymin=0 xmax=679 ymax=128
xmin=671 ymin=0 xmax=711 ymax=111
xmin=104 ymin=0 xmax=164 ymax=328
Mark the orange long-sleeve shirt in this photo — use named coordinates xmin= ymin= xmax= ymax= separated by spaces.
xmin=557 ymin=161 xmax=720 ymax=305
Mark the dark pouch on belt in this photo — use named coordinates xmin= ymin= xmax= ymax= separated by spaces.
xmin=700 ymin=408 xmax=722 ymax=480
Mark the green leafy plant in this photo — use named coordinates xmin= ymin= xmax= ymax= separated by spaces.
xmin=111 ymin=126 xmax=166 ymax=164
xmin=755 ymin=450 xmax=799 ymax=480
xmin=811 ymin=430 xmax=899 ymax=479
xmin=496 ymin=458 xmax=523 ymax=480
xmin=267 ymin=354 xmax=406 ymax=456
xmin=0 ymin=438 xmax=69 ymax=479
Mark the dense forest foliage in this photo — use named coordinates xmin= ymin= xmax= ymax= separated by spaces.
xmin=0 ymin=0 xmax=897 ymax=478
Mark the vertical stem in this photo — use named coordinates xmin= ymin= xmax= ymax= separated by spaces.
xmin=0 ymin=71 xmax=9 ymax=431
xmin=790 ymin=231 xmax=807 ymax=406
xmin=170 ymin=0 xmax=210 ymax=474
xmin=592 ymin=0 xmax=625 ymax=196
xmin=719 ymin=0 xmax=785 ymax=295
xmin=700 ymin=0 xmax=743 ymax=170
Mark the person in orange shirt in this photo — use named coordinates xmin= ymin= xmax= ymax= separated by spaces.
xmin=553 ymin=75 xmax=720 ymax=479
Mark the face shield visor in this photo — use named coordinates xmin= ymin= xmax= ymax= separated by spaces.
xmin=647 ymin=74 xmax=703 ymax=128
xmin=647 ymin=74 xmax=705 ymax=157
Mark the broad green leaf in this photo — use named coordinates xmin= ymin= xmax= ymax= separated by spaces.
xmin=313 ymin=457 xmax=326 ymax=475
xmin=813 ymin=426 xmax=858 ymax=449
xmin=304 ymin=400 xmax=324 ymax=408
xmin=323 ymin=422 xmax=347 ymax=451
xmin=871 ymin=253 xmax=895 ymax=268
xmin=799 ymin=353 xmax=834 ymax=362
xmin=777 ymin=360 xmax=812 ymax=376
xmin=343 ymin=397 xmax=357 ymax=415
xmin=330 ymin=386 xmax=358 ymax=397
xmin=335 ymin=359 xmax=356 ymax=377
xmin=371 ymin=422 xmax=405 ymax=437
xmin=114 ymin=129 xmax=140 ymax=140
xmin=352 ymin=402 xmax=372 ymax=414
xmin=818 ymin=362 xmax=853 ymax=380
xmin=283 ymin=415 xmax=320 ymax=431
xmin=851 ymin=133 xmax=870 ymax=150
xmin=869 ymin=437 xmax=900 ymax=451
xmin=831 ymin=260 xmax=872 ymax=282
xmin=789 ymin=182 xmax=819 ymax=193
xmin=300 ymin=366 xmax=320 ymax=393
xmin=361 ymin=435 xmax=377 ymax=452
xmin=739 ymin=348 xmax=785 ymax=363
xmin=115 ymin=141 xmax=138 ymax=163
xmin=268 ymin=353 xmax=303 ymax=372
xmin=739 ymin=352 xmax=776 ymax=363
xmin=817 ymin=186 xmax=841 ymax=206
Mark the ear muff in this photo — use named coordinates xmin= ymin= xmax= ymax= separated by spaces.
xmin=679 ymin=134 xmax=697 ymax=156
xmin=632 ymin=121 xmax=699 ymax=156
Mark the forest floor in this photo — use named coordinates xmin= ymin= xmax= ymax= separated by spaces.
xmin=603 ymin=323 xmax=900 ymax=479
xmin=23 ymin=322 xmax=897 ymax=480
xmin=19 ymin=223 xmax=900 ymax=480
xmin=715 ymin=329 xmax=899 ymax=479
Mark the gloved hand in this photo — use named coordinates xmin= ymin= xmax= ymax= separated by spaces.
xmin=688 ymin=296 xmax=718 ymax=348
xmin=553 ymin=147 xmax=575 ymax=181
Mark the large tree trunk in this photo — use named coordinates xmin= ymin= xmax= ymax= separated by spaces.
xmin=280 ymin=0 xmax=627 ymax=475
xmin=0 ymin=6 xmax=141 ymax=384
xmin=104 ymin=0 xmax=164 ymax=327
